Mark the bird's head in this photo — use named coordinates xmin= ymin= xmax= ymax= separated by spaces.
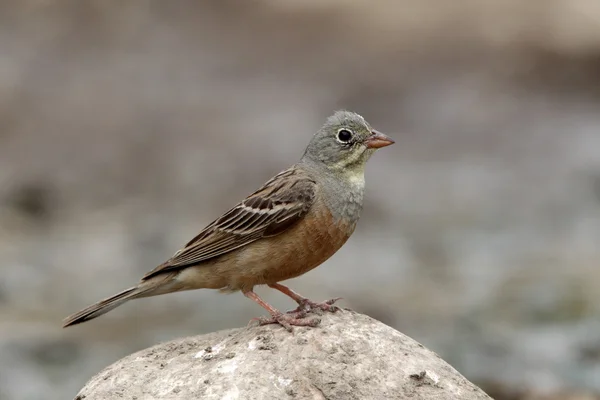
xmin=301 ymin=110 xmax=394 ymax=174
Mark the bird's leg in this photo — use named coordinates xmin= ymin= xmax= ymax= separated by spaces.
xmin=243 ymin=290 xmax=319 ymax=331
xmin=267 ymin=283 xmax=341 ymax=314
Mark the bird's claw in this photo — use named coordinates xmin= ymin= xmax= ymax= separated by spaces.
xmin=287 ymin=297 xmax=343 ymax=314
xmin=247 ymin=297 xmax=341 ymax=331
xmin=251 ymin=312 xmax=320 ymax=332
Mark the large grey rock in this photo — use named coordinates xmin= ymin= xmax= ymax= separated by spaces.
xmin=76 ymin=310 xmax=491 ymax=400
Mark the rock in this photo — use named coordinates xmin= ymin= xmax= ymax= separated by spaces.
xmin=75 ymin=310 xmax=491 ymax=400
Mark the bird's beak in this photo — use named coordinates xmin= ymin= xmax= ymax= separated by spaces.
xmin=364 ymin=130 xmax=395 ymax=149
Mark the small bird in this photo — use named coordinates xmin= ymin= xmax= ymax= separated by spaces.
xmin=63 ymin=111 xmax=394 ymax=331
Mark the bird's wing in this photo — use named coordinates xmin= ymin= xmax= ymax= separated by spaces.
xmin=142 ymin=166 xmax=317 ymax=280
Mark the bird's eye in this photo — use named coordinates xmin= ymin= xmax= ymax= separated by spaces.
xmin=337 ymin=129 xmax=353 ymax=143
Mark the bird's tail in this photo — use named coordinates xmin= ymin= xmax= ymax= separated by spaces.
xmin=63 ymin=286 xmax=147 ymax=328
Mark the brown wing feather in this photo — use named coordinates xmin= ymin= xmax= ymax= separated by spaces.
xmin=142 ymin=167 xmax=316 ymax=280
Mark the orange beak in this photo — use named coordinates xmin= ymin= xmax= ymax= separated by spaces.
xmin=364 ymin=130 xmax=395 ymax=149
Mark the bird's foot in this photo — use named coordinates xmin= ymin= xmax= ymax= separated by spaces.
xmin=288 ymin=297 xmax=342 ymax=315
xmin=251 ymin=311 xmax=321 ymax=332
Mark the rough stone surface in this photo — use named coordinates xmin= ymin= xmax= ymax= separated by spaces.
xmin=76 ymin=311 xmax=491 ymax=400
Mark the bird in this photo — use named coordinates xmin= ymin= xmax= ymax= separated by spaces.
xmin=63 ymin=110 xmax=394 ymax=331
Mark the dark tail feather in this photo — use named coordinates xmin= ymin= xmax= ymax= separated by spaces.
xmin=63 ymin=286 xmax=141 ymax=327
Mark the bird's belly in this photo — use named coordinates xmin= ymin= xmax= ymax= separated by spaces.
xmin=225 ymin=206 xmax=355 ymax=291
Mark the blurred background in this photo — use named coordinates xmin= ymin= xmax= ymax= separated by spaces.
xmin=1 ymin=1 xmax=600 ymax=399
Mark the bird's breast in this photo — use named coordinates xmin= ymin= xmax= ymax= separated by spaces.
xmin=321 ymin=176 xmax=365 ymax=223
xmin=227 ymin=195 xmax=356 ymax=288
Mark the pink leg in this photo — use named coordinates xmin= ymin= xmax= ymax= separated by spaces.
xmin=268 ymin=283 xmax=342 ymax=314
xmin=243 ymin=290 xmax=320 ymax=331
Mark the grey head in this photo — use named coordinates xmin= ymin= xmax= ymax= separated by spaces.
xmin=300 ymin=110 xmax=394 ymax=173
xmin=300 ymin=110 xmax=394 ymax=222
